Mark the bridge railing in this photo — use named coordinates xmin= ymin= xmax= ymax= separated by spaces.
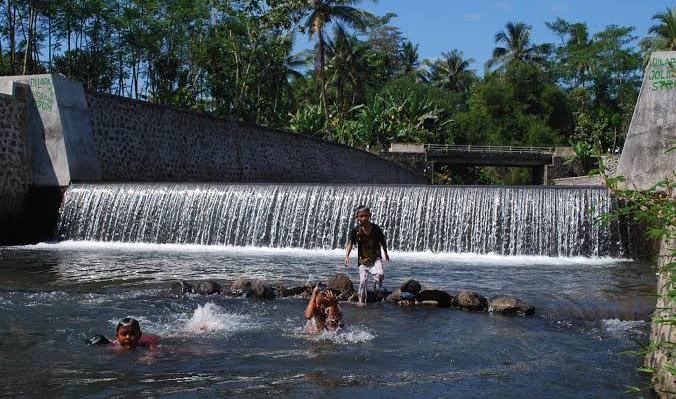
xmin=424 ymin=144 xmax=555 ymax=155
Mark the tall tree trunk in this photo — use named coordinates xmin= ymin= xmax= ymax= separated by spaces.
xmin=48 ymin=15 xmax=52 ymax=71
xmin=31 ymin=9 xmax=38 ymax=68
xmin=8 ymin=0 xmax=15 ymax=73
xmin=67 ymin=25 xmax=72 ymax=75
xmin=22 ymin=5 xmax=33 ymax=75
xmin=317 ymin=30 xmax=331 ymax=139
xmin=132 ymin=57 xmax=137 ymax=98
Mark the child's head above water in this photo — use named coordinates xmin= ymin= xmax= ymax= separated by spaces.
xmin=116 ymin=317 xmax=142 ymax=349
xmin=354 ymin=205 xmax=371 ymax=223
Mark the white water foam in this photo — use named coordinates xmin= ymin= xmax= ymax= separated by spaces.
xmin=601 ymin=319 xmax=648 ymax=337
xmin=292 ymin=325 xmax=375 ymax=345
xmin=13 ymin=241 xmax=631 ymax=266
xmin=183 ymin=303 xmax=250 ymax=334
xmin=109 ymin=302 xmax=252 ymax=338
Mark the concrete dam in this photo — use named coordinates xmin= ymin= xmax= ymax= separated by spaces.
xmin=0 ymin=74 xmax=426 ymax=243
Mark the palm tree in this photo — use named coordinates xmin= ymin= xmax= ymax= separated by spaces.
xmin=486 ymin=21 xmax=551 ymax=71
xmin=303 ymin=0 xmax=375 ymax=118
xmin=400 ymin=40 xmax=419 ymax=74
xmin=421 ymin=50 xmax=476 ymax=94
xmin=325 ymin=25 xmax=366 ymax=121
xmin=641 ymin=7 xmax=676 ymax=53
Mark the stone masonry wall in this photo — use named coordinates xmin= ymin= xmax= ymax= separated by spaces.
xmin=646 ymin=235 xmax=675 ymax=398
xmin=86 ymin=93 xmax=427 ymax=184
xmin=0 ymin=91 xmax=30 ymax=235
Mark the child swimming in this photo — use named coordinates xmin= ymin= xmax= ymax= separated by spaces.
xmin=87 ymin=317 xmax=160 ymax=350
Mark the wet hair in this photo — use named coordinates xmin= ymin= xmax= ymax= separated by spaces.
xmin=354 ymin=205 xmax=371 ymax=217
xmin=116 ymin=317 xmax=141 ymax=333
xmin=86 ymin=334 xmax=110 ymax=345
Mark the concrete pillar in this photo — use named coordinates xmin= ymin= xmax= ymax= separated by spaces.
xmin=0 ymin=74 xmax=102 ymax=187
xmin=616 ymin=51 xmax=676 ymax=190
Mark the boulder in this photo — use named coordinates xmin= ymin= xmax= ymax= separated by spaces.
xmin=277 ymin=286 xmax=307 ymax=298
xmin=488 ymin=295 xmax=534 ymax=315
xmin=196 ymin=280 xmax=221 ymax=295
xmin=231 ymin=277 xmax=252 ymax=295
xmin=400 ymin=291 xmax=417 ymax=301
xmin=347 ymin=291 xmax=359 ymax=302
xmin=400 ymin=279 xmax=422 ymax=295
xmin=455 ymin=289 xmax=488 ymax=311
xmin=366 ymin=290 xmax=379 ymax=303
xmin=327 ymin=274 xmax=354 ymax=295
xmin=348 ymin=290 xmax=378 ymax=303
xmin=385 ymin=289 xmax=402 ymax=303
xmin=416 ymin=290 xmax=453 ymax=308
xmin=170 ymin=280 xmax=193 ymax=296
xmin=375 ymin=287 xmax=390 ymax=301
xmin=249 ymin=280 xmax=276 ymax=300
xmin=338 ymin=289 xmax=355 ymax=301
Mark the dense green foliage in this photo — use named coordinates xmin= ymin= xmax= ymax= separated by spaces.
xmin=598 ymin=155 xmax=675 ymax=394
xmin=0 ymin=1 xmax=671 ymax=182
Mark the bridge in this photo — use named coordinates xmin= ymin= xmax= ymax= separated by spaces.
xmin=424 ymin=144 xmax=555 ymax=167
xmin=384 ymin=143 xmax=573 ymax=185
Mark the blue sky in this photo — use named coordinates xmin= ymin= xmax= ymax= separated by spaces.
xmin=295 ymin=0 xmax=672 ymax=70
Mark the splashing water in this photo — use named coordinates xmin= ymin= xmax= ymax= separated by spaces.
xmin=183 ymin=303 xmax=250 ymax=334
xmin=108 ymin=303 xmax=251 ymax=337
xmin=601 ymin=319 xmax=648 ymax=337
xmin=293 ymin=325 xmax=375 ymax=345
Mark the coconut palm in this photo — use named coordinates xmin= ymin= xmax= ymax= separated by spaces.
xmin=641 ymin=7 xmax=676 ymax=53
xmin=303 ymin=0 xmax=376 ymax=118
xmin=421 ymin=50 xmax=476 ymax=94
xmin=486 ymin=21 xmax=551 ymax=71
xmin=325 ymin=24 xmax=367 ymax=121
xmin=400 ymin=40 xmax=419 ymax=74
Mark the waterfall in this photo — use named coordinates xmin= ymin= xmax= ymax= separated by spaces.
xmin=56 ymin=183 xmax=627 ymax=257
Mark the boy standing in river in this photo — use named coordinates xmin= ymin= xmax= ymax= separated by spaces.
xmin=344 ymin=206 xmax=390 ymax=304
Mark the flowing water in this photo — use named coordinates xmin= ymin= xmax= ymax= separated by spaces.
xmin=0 ymin=183 xmax=654 ymax=397
xmin=57 ymin=184 xmax=628 ymax=257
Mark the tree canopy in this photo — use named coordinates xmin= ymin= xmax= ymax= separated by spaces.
xmin=0 ymin=1 xmax=667 ymax=183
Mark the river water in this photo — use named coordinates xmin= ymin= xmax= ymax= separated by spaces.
xmin=0 ymin=242 xmax=655 ymax=398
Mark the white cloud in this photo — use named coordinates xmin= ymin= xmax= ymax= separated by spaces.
xmin=464 ymin=13 xmax=481 ymax=20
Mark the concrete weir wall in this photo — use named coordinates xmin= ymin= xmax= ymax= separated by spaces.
xmin=0 ymin=74 xmax=102 ymax=186
xmin=0 ymin=85 xmax=30 ymax=241
xmin=85 ymin=93 xmax=426 ymax=184
xmin=0 ymin=74 xmax=425 ymax=188
xmin=616 ymin=51 xmax=676 ymax=190
xmin=0 ymin=74 xmax=425 ymax=243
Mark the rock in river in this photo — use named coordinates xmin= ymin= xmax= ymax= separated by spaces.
xmin=488 ymin=295 xmax=534 ymax=315
xmin=400 ymin=279 xmax=422 ymax=295
xmin=248 ymin=279 xmax=276 ymax=300
xmin=197 ymin=280 xmax=221 ymax=295
xmin=276 ymin=286 xmax=308 ymax=298
xmin=327 ymin=274 xmax=354 ymax=295
xmin=416 ymin=289 xmax=453 ymax=308
xmin=385 ymin=289 xmax=402 ymax=303
xmin=170 ymin=280 xmax=194 ymax=295
xmin=455 ymin=289 xmax=487 ymax=311
xmin=231 ymin=276 xmax=252 ymax=295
